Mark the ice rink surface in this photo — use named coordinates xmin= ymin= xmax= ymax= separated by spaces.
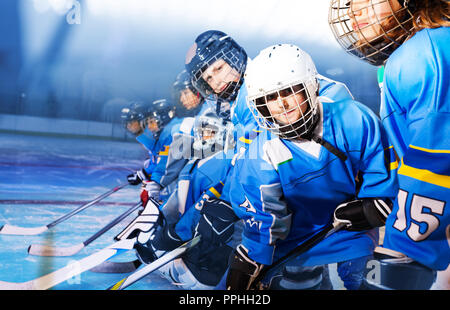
xmin=0 ymin=132 xmax=176 ymax=290
xmin=0 ymin=131 xmax=349 ymax=291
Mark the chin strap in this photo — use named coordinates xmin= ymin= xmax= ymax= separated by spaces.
xmin=310 ymin=134 xmax=348 ymax=162
xmin=299 ymin=112 xmax=348 ymax=162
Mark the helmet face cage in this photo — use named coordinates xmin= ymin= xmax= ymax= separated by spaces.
xmin=247 ymin=79 xmax=319 ymax=140
xmin=176 ymin=87 xmax=203 ymax=116
xmin=191 ymin=46 xmax=246 ymax=103
xmin=172 ymin=72 xmax=204 ymax=117
xmin=328 ymin=0 xmax=414 ymax=66
xmin=192 ymin=114 xmax=234 ymax=156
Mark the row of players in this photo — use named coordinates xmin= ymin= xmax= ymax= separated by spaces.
xmin=118 ymin=0 xmax=449 ymax=290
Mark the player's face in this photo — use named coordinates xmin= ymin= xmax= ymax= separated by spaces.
xmin=126 ymin=120 xmax=142 ymax=135
xmin=146 ymin=118 xmax=159 ymax=133
xmin=201 ymin=59 xmax=240 ymax=94
xmin=201 ymin=127 xmax=216 ymax=141
xmin=348 ymin=0 xmax=402 ymax=42
xmin=180 ymin=89 xmax=201 ymax=110
xmin=265 ymin=85 xmax=308 ymax=125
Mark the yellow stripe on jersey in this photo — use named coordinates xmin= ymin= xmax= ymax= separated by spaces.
xmin=398 ymin=158 xmax=450 ymax=189
xmin=209 ymin=186 xmax=221 ymax=198
xmin=390 ymin=160 xmax=399 ymax=171
xmin=409 ymin=145 xmax=450 ymax=154
xmin=158 ymin=145 xmax=170 ymax=156
xmin=239 ymin=137 xmax=253 ymax=144
xmin=385 ymin=146 xmax=399 ymax=171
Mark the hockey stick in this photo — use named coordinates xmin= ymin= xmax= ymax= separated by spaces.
xmin=0 ymin=183 xmax=129 ymax=235
xmin=108 ymin=235 xmax=202 ymax=290
xmin=0 ymin=238 xmax=137 ymax=290
xmin=28 ymin=201 xmax=142 ymax=257
xmin=250 ymin=221 xmax=345 ymax=289
xmin=89 ymin=259 xmax=142 ymax=274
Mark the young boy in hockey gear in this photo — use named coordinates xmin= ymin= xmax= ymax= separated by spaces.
xmin=134 ymin=113 xmax=238 ymax=290
xmin=184 ymin=30 xmax=254 ymax=129
xmin=224 ymin=44 xmax=397 ymax=290
xmin=184 ymin=32 xmax=360 ymax=289
xmin=139 ymin=98 xmax=193 ymax=203
xmin=172 ymin=69 xmax=206 ymax=117
xmin=329 ymin=0 xmax=450 ymax=289
xmin=120 ymin=101 xmax=159 ymax=186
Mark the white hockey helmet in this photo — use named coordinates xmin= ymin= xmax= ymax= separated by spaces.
xmin=328 ymin=0 xmax=415 ymax=66
xmin=245 ymin=44 xmax=320 ymax=140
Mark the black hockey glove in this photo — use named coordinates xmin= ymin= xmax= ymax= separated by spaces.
xmin=151 ymin=220 xmax=184 ymax=252
xmin=182 ymin=198 xmax=238 ymax=268
xmin=196 ymin=198 xmax=239 ymax=246
xmin=334 ymin=198 xmax=393 ymax=231
xmin=127 ymin=169 xmax=150 ymax=185
xmin=226 ymin=244 xmax=264 ymax=290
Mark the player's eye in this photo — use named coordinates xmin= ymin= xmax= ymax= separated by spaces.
xmin=279 ymin=88 xmax=293 ymax=97
xmin=292 ymin=84 xmax=304 ymax=93
xmin=266 ymin=93 xmax=278 ymax=102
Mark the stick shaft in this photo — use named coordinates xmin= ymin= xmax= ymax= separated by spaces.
xmin=83 ymin=201 xmax=142 ymax=246
xmin=252 ymin=222 xmax=344 ymax=288
xmin=47 ymin=183 xmax=128 ymax=229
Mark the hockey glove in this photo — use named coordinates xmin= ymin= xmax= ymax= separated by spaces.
xmin=334 ymin=198 xmax=393 ymax=231
xmin=127 ymin=169 xmax=150 ymax=186
xmin=226 ymin=244 xmax=264 ymax=290
xmin=196 ymin=198 xmax=238 ymax=247
xmin=142 ymin=180 xmax=162 ymax=202
xmin=114 ymin=197 xmax=162 ymax=242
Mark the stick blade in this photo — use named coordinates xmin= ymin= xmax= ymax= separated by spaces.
xmin=28 ymin=243 xmax=85 ymax=257
xmin=108 ymin=235 xmax=201 ymax=290
xmin=0 ymin=280 xmax=34 ymax=290
xmin=0 ymin=224 xmax=48 ymax=236
xmin=90 ymin=260 xmax=142 ymax=273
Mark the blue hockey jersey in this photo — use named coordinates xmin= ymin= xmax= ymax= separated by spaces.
xmin=380 ymin=27 xmax=450 ymax=270
xmin=163 ymin=150 xmax=235 ymax=241
xmin=229 ymin=98 xmax=398 ymax=266
xmin=135 ymin=129 xmax=158 ymax=175
xmin=150 ymin=117 xmax=194 ymax=187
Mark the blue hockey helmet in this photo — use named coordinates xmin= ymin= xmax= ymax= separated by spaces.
xmin=172 ymin=69 xmax=204 ymax=118
xmin=145 ymin=99 xmax=176 ymax=135
xmin=120 ymin=100 xmax=152 ymax=136
xmin=184 ymin=30 xmax=247 ymax=104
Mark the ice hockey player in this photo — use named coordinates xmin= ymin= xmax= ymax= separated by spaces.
xmin=184 ymin=31 xmax=360 ymax=288
xmin=328 ymin=0 xmax=449 ymax=289
xmin=223 ymin=44 xmax=398 ymax=290
xmin=120 ymin=100 xmax=160 ymax=187
xmin=184 ymin=30 xmax=357 ymax=150
xmin=147 ymin=71 xmax=219 ymax=202
xmin=133 ymin=112 xmax=238 ymax=290
xmin=136 ymin=98 xmax=195 ymax=203
xmin=172 ymin=69 xmax=206 ymax=118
